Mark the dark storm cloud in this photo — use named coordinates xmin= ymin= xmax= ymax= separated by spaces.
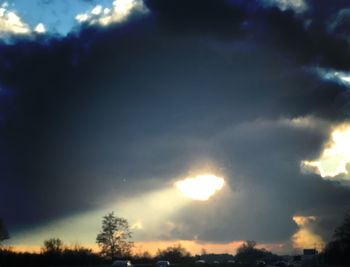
xmin=143 ymin=0 xmax=249 ymax=36
xmin=260 ymin=9 xmax=350 ymax=70
xmin=0 ymin=0 xmax=350 ymax=245
xmin=142 ymin=0 xmax=350 ymax=71
xmin=304 ymin=0 xmax=350 ymax=22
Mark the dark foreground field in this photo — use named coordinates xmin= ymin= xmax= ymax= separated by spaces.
xmin=37 ymin=263 xmax=338 ymax=267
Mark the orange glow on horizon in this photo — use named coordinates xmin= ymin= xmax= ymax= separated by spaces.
xmin=8 ymin=240 xmax=288 ymax=255
xmin=133 ymin=240 xmax=244 ymax=255
xmin=8 ymin=241 xmax=243 ymax=255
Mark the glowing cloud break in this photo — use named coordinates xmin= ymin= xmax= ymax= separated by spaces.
xmin=175 ymin=174 xmax=225 ymax=201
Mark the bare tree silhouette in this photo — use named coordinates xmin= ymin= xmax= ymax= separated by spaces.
xmin=156 ymin=244 xmax=191 ymax=263
xmin=323 ymin=214 xmax=350 ymax=265
xmin=42 ymin=238 xmax=64 ymax=254
xmin=96 ymin=212 xmax=133 ymax=259
xmin=0 ymin=218 xmax=9 ymax=244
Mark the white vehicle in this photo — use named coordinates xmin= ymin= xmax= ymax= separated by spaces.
xmin=156 ymin=260 xmax=171 ymax=267
xmin=112 ymin=260 xmax=133 ymax=267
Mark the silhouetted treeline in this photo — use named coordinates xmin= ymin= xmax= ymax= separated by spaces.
xmin=321 ymin=214 xmax=350 ymax=266
xmin=0 ymin=246 xmax=107 ymax=267
xmin=4 ymin=213 xmax=350 ymax=267
xmin=199 ymin=253 xmax=235 ymax=263
xmin=234 ymin=241 xmax=281 ymax=265
xmin=0 ymin=218 xmax=9 ymax=243
xmin=0 ymin=243 xmax=282 ymax=267
xmin=156 ymin=244 xmax=192 ymax=263
xmin=0 ymin=239 xmax=284 ymax=267
xmin=0 ymin=245 xmax=192 ymax=267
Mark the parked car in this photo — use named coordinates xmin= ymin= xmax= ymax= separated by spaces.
xmin=256 ymin=260 xmax=266 ymax=267
xmin=291 ymin=261 xmax=301 ymax=267
xmin=274 ymin=261 xmax=288 ymax=267
xmin=156 ymin=260 xmax=171 ymax=267
xmin=112 ymin=260 xmax=133 ymax=267
xmin=196 ymin=260 xmax=206 ymax=264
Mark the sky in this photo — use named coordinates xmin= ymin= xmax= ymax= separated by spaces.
xmin=1 ymin=0 xmax=350 ymax=255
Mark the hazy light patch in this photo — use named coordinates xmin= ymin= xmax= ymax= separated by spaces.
xmin=262 ymin=0 xmax=307 ymax=13
xmin=0 ymin=2 xmax=31 ymax=35
xmin=339 ymin=73 xmax=350 ymax=84
xmin=8 ymin=245 xmax=42 ymax=253
xmin=8 ymin=187 xmax=189 ymax=249
xmin=292 ymin=229 xmax=324 ymax=250
xmin=328 ymin=8 xmax=350 ymax=38
xmin=293 ymin=215 xmax=316 ymax=227
xmin=292 ymin=216 xmax=324 ymax=251
xmin=75 ymin=0 xmax=148 ymax=26
xmin=278 ymin=116 xmax=325 ymax=130
xmin=316 ymin=68 xmax=350 ymax=87
xmin=131 ymin=222 xmax=143 ymax=230
xmin=175 ymin=174 xmax=225 ymax=201
xmin=301 ymin=124 xmax=350 ymax=178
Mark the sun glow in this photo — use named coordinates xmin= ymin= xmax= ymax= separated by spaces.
xmin=175 ymin=174 xmax=225 ymax=201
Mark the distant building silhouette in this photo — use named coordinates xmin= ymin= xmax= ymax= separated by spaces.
xmin=303 ymin=249 xmax=317 ymax=256
xmin=302 ymin=249 xmax=318 ymax=265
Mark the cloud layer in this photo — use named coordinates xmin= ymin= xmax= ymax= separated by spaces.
xmin=1 ymin=0 xmax=350 ymax=253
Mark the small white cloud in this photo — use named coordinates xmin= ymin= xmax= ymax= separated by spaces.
xmin=75 ymin=13 xmax=89 ymax=23
xmin=75 ymin=0 xmax=148 ymax=27
xmin=262 ymin=0 xmax=307 ymax=13
xmin=34 ymin=23 xmax=46 ymax=34
xmin=91 ymin=5 xmax=102 ymax=16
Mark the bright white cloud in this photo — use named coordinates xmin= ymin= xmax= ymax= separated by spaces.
xmin=75 ymin=0 xmax=148 ymax=27
xmin=262 ymin=0 xmax=307 ymax=13
xmin=301 ymin=123 xmax=350 ymax=178
xmin=34 ymin=23 xmax=46 ymax=34
xmin=0 ymin=2 xmax=31 ymax=35
xmin=76 ymin=13 xmax=89 ymax=23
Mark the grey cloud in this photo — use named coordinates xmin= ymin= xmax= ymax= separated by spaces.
xmin=142 ymin=118 xmax=350 ymax=243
